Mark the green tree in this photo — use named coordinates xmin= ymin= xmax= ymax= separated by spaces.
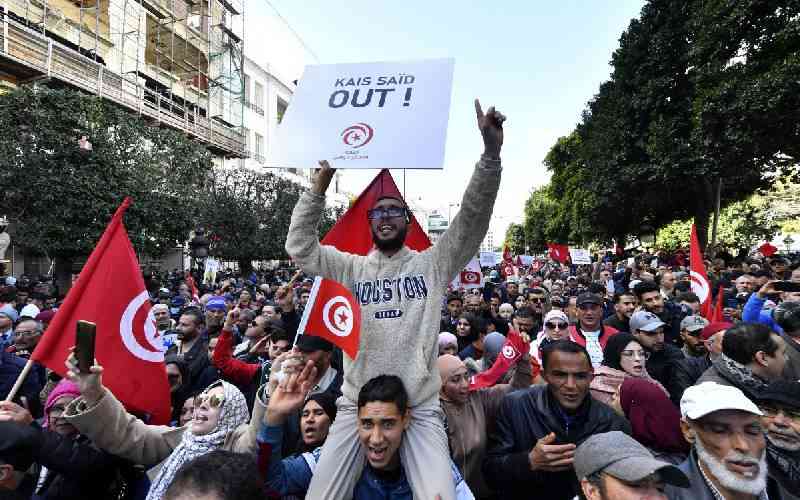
xmin=0 ymin=86 xmax=211 ymax=290
xmin=199 ymin=168 xmax=343 ymax=274
xmin=504 ymin=223 xmax=526 ymax=256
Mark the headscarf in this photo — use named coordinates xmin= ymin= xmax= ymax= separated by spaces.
xmin=437 ymin=354 xmax=466 ymax=401
xmin=601 ymin=333 xmax=640 ymax=371
xmin=146 ymin=380 xmax=249 ymax=500
xmin=43 ymin=380 xmax=81 ymax=428
xmin=482 ymin=332 xmax=506 ymax=369
xmin=620 ymin=378 xmax=688 ymax=454
xmin=438 ymin=332 xmax=458 ymax=353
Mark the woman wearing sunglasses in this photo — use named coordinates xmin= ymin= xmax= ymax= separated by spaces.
xmin=589 ymin=332 xmax=669 ymax=405
xmin=63 ymin=354 xmax=260 ymax=500
xmin=529 ymin=310 xmax=571 ymax=365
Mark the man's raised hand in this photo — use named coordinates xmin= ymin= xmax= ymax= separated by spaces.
xmin=475 ymin=99 xmax=506 ymax=160
xmin=312 ymin=160 xmax=337 ymax=195
xmin=265 ymin=359 xmax=317 ymax=425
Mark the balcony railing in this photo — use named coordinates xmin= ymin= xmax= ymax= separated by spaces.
xmin=244 ymin=99 xmax=264 ymax=116
xmin=0 ymin=16 xmax=247 ymax=157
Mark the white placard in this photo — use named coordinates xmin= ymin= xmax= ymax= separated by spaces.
xmin=479 ymin=251 xmax=498 ymax=268
xmin=569 ymin=248 xmax=592 ymax=265
xmin=519 ymin=255 xmax=534 ymax=267
xmin=269 ymin=58 xmax=455 ymax=170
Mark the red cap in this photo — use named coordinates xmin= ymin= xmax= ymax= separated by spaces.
xmin=701 ymin=321 xmax=733 ymax=341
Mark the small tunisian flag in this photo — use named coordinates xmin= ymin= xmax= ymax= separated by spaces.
xmin=547 ymin=243 xmax=570 ymax=264
xmin=709 ymin=285 xmax=725 ymax=322
xmin=469 ymin=329 xmax=529 ymax=390
xmin=296 ymin=277 xmax=361 ymax=359
xmin=321 ymin=169 xmax=431 ymax=255
xmin=451 ymin=257 xmax=482 ymax=290
xmin=31 ymin=198 xmax=171 ymax=424
xmin=758 ymin=242 xmax=778 ymax=258
xmin=689 ymin=224 xmax=712 ymax=318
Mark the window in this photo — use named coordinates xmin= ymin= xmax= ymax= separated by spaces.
xmin=254 ymin=133 xmax=264 ymax=163
xmin=277 ymin=98 xmax=287 ymax=124
xmin=242 ymin=127 xmax=250 ymax=151
xmin=254 ymin=82 xmax=264 ymax=110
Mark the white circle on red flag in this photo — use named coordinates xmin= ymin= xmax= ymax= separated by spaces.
xmin=502 ymin=344 xmax=517 ymax=359
xmin=322 ymin=296 xmax=354 ymax=338
xmin=690 ymin=270 xmax=710 ymax=305
xmin=464 ymin=272 xmax=478 ymax=283
xmin=120 ymin=290 xmax=165 ymax=362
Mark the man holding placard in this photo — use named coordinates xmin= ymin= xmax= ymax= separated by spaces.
xmin=285 ymin=99 xmax=505 ymax=500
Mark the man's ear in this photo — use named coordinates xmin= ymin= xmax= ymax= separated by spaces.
xmin=0 ymin=464 xmax=13 ymax=483
xmin=680 ymin=419 xmax=695 ymax=445
xmin=755 ymin=351 xmax=769 ymax=367
xmin=402 ymin=408 xmax=411 ymax=430
xmin=580 ymin=478 xmax=601 ymax=500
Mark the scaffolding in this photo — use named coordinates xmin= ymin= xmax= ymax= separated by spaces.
xmin=0 ymin=0 xmax=245 ymax=156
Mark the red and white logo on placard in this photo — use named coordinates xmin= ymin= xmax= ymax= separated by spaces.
xmin=322 ymin=296 xmax=354 ymax=338
xmin=341 ymin=123 xmax=374 ymax=149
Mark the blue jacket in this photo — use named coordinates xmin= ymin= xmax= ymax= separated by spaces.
xmin=257 ymin=423 xmax=474 ymax=500
xmin=742 ymin=294 xmax=783 ymax=333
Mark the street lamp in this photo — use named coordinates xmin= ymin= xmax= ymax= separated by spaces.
xmin=783 ymin=235 xmax=795 ymax=253
xmin=189 ymin=227 xmax=210 ymax=279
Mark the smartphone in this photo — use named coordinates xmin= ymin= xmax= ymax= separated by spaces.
xmin=75 ymin=320 xmax=96 ymax=374
xmin=773 ymin=281 xmax=800 ymax=293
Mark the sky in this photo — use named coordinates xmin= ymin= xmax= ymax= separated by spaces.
xmin=248 ymin=0 xmax=645 ymax=244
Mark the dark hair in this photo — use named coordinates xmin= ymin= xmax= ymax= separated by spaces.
xmin=633 ymin=280 xmax=659 ymax=299
xmin=446 ymin=293 xmax=463 ymax=305
xmin=676 ymin=291 xmax=700 ymax=304
xmin=357 ymin=374 xmax=408 ymax=415
xmin=269 ymin=325 xmax=290 ymax=343
xmin=457 ymin=313 xmax=481 ymax=342
xmin=514 ymin=306 xmax=535 ymax=319
xmin=180 ymin=308 xmax=205 ymax=326
xmin=722 ymin=323 xmax=779 ymax=365
xmin=613 ymin=291 xmax=635 ymax=304
xmin=587 ymin=282 xmax=606 ymax=295
xmin=163 ymin=450 xmax=266 ymax=500
xmin=541 ymin=340 xmax=592 ymax=372
xmin=601 ymin=333 xmax=642 ymax=371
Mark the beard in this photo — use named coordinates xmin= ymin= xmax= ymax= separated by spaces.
xmin=372 ymin=224 xmax=407 ymax=252
xmin=695 ymin=435 xmax=767 ymax=496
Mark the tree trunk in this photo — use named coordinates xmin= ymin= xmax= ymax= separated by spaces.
xmin=693 ymin=178 xmax=715 ymax=255
xmin=53 ymin=256 xmax=74 ymax=298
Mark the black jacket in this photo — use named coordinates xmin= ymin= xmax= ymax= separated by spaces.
xmin=29 ymin=428 xmax=125 ymax=500
xmin=645 ymin=344 xmax=684 ymax=388
xmin=657 ymin=302 xmax=686 ymax=347
xmin=666 ymin=355 xmax=711 ymax=405
xmin=483 ymin=385 xmax=631 ymax=500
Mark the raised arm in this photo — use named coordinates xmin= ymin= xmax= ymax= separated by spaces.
xmin=431 ymin=100 xmax=504 ymax=284
xmin=213 ymin=309 xmax=261 ymax=387
xmin=284 ymin=162 xmax=356 ymax=283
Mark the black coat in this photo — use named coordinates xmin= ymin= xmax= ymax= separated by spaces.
xmin=483 ymin=385 xmax=631 ymax=500
xmin=666 ymin=355 xmax=711 ymax=405
xmin=645 ymin=344 xmax=684 ymax=388
xmin=29 ymin=428 xmax=125 ymax=500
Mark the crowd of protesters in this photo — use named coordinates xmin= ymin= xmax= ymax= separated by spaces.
xmin=0 ymin=100 xmax=799 ymax=500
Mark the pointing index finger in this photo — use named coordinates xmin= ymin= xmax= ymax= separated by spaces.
xmin=474 ymin=99 xmax=484 ymax=121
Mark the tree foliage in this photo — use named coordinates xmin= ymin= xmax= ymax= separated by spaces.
xmin=0 ymin=86 xmax=211 ymax=263
xmin=524 ymin=0 xmax=800 ymax=252
xmin=198 ymin=168 xmax=344 ymax=272
xmin=504 ymin=223 xmax=526 ymax=256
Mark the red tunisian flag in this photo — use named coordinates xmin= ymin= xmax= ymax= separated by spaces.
xmin=296 ymin=277 xmax=361 ymax=359
xmin=321 ymin=169 xmax=431 ymax=255
xmin=758 ymin=242 xmax=778 ymax=258
xmin=469 ymin=329 xmax=530 ymax=390
xmin=31 ymin=198 xmax=171 ymax=424
xmin=547 ymin=243 xmax=570 ymax=264
xmin=690 ymin=224 xmax=712 ymax=318
xmin=709 ymin=285 xmax=725 ymax=322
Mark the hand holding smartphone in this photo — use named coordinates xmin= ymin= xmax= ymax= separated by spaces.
xmin=75 ymin=321 xmax=96 ymax=374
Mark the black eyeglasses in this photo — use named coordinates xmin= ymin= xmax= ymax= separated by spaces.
xmin=545 ymin=321 xmax=569 ymax=330
xmin=367 ymin=207 xmax=406 ymax=220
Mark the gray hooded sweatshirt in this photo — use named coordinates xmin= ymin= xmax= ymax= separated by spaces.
xmin=285 ymin=158 xmax=501 ymax=406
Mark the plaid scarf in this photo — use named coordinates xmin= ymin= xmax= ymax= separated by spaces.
xmin=715 ymin=354 xmax=769 ymax=399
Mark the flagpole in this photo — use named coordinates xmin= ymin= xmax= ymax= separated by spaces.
xmin=4 ymin=358 xmax=34 ymax=402
xmin=293 ymin=276 xmax=323 ymax=347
